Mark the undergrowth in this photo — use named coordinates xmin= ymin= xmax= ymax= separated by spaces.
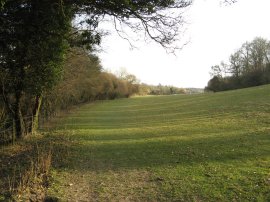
xmin=0 ymin=136 xmax=52 ymax=201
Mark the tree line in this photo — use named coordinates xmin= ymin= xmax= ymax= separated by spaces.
xmin=138 ymin=83 xmax=185 ymax=96
xmin=205 ymin=37 xmax=270 ymax=92
xmin=0 ymin=47 xmax=142 ymax=143
xmin=40 ymin=48 xmax=141 ymax=123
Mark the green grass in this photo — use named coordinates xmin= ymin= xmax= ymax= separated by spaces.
xmin=46 ymin=85 xmax=270 ymax=201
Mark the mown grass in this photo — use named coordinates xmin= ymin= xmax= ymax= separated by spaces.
xmin=45 ymin=85 xmax=269 ymax=201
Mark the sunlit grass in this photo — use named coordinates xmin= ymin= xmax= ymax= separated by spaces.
xmin=47 ymin=85 xmax=270 ymax=201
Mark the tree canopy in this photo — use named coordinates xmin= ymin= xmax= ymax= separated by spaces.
xmin=71 ymin=0 xmax=192 ymax=50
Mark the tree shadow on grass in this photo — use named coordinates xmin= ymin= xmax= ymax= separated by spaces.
xmin=51 ymin=130 xmax=270 ymax=172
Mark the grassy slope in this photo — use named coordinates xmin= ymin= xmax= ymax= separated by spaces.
xmin=46 ymin=85 xmax=270 ymax=201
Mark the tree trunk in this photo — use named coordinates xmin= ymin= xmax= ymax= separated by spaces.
xmin=31 ymin=95 xmax=42 ymax=133
xmin=14 ymin=91 xmax=24 ymax=139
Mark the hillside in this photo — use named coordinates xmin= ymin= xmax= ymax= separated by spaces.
xmin=1 ymin=85 xmax=270 ymax=201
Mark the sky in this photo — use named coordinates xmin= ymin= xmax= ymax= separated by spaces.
xmin=97 ymin=0 xmax=270 ymax=88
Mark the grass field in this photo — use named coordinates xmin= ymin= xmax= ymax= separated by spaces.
xmin=43 ymin=85 xmax=269 ymax=201
xmin=0 ymin=85 xmax=270 ymax=201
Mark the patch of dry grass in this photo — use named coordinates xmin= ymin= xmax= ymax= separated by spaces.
xmin=0 ymin=136 xmax=52 ymax=201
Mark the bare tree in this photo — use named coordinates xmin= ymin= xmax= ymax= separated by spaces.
xmin=73 ymin=1 xmax=192 ymax=52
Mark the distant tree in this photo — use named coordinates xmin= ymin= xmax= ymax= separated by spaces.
xmin=210 ymin=65 xmax=223 ymax=78
xmin=249 ymin=37 xmax=270 ymax=71
xmin=206 ymin=37 xmax=270 ymax=92
xmin=228 ymin=50 xmax=243 ymax=84
xmin=116 ymin=68 xmax=140 ymax=85
xmin=239 ymin=37 xmax=270 ymax=86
